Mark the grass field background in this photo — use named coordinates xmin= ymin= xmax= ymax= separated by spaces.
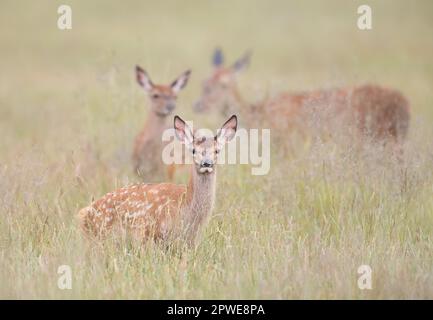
xmin=0 ymin=0 xmax=432 ymax=299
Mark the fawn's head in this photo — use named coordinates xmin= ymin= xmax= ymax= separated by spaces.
xmin=136 ymin=66 xmax=191 ymax=117
xmin=174 ymin=115 xmax=238 ymax=174
xmin=193 ymin=48 xmax=250 ymax=115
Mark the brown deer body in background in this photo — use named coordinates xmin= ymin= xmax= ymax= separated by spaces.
xmin=194 ymin=48 xmax=410 ymax=146
xmin=133 ymin=66 xmax=191 ymax=181
xmin=78 ymin=115 xmax=238 ymax=246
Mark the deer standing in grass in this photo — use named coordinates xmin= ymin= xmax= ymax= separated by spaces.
xmin=78 ymin=115 xmax=238 ymax=246
xmin=133 ymin=66 xmax=191 ymax=181
xmin=194 ymin=48 xmax=410 ymax=147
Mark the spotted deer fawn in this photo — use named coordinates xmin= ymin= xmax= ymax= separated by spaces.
xmin=133 ymin=66 xmax=191 ymax=181
xmin=194 ymin=48 xmax=410 ymax=146
xmin=78 ymin=115 xmax=238 ymax=246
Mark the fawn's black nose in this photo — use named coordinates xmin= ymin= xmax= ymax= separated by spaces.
xmin=201 ymin=160 xmax=213 ymax=168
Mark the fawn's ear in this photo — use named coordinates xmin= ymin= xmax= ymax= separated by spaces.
xmin=136 ymin=65 xmax=153 ymax=91
xmin=174 ymin=115 xmax=194 ymax=147
xmin=216 ymin=115 xmax=238 ymax=146
xmin=171 ymin=70 xmax=191 ymax=93
xmin=212 ymin=47 xmax=224 ymax=67
xmin=232 ymin=51 xmax=251 ymax=73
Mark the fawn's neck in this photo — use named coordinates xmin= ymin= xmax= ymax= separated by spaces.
xmin=182 ymin=167 xmax=217 ymax=241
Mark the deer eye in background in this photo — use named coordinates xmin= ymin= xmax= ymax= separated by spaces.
xmin=152 ymin=94 xmax=160 ymax=99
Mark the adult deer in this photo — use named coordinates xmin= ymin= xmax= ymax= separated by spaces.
xmin=78 ymin=115 xmax=238 ymax=246
xmin=133 ymin=66 xmax=191 ymax=181
xmin=194 ymin=48 xmax=410 ymax=147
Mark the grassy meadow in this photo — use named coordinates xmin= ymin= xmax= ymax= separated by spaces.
xmin=0 ymin=0 xmax=433 ymax=299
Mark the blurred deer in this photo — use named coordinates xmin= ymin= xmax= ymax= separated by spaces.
xmin=193 ymin=48 xmax=250 ymax=117
xmin=133 ymin=66 xmax=191 ymax=181
xmin=194 ymin=48 xmax=410 ymax=147
xmin=78 ymin=115 xmax=238 ymax=246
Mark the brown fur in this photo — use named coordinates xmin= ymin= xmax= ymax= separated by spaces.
xmin=78 ymin=182 xmax=187 ymax=241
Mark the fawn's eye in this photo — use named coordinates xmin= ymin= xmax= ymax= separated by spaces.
xmin=215 ymin=149 xmax=219 ymax=154
xmin=152 ymin=94 xmax=160 ymax=99
xmin=192 ymin=148 xmax=196 ymax=155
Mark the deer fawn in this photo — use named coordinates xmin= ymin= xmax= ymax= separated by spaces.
xmin=133 ymin=66 xmax=191 ymax=181
xmin=194 ymin=48 xmax=410 ymax=146
xmin=78 ymin=115 xmax=238 ymax=246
